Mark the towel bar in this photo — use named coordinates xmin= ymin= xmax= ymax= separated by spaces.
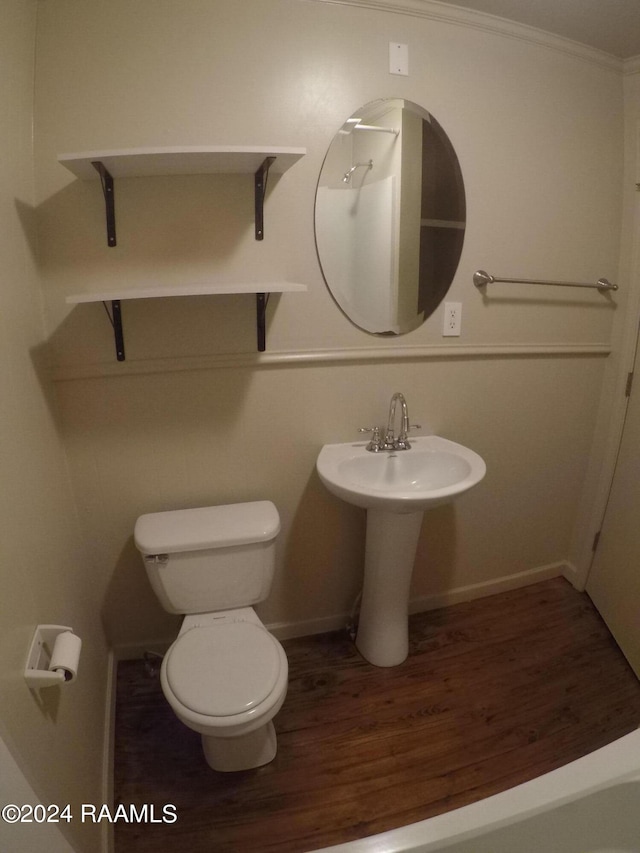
xmin=473 ymin=270 xmax=617 ymax=292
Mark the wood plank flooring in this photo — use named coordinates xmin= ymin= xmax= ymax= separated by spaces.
xmin=113 ymin=578 xmax=640 ymax=852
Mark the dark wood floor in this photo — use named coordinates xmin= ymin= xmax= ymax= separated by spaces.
xmin=113 ymin=578 xmax=640 ymax=852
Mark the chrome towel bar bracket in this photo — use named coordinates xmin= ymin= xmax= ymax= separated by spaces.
xmin=473 ymin=270 xmax=618 ymax=292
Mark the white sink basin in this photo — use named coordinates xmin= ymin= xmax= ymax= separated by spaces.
xmin=317 ymin=435 xmax=486 ymax=513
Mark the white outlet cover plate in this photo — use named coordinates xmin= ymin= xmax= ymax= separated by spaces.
xmin=443 ymin=301 xmax=462 ymax=336
xmin=389 ymin=43 xmax=409 ymax=76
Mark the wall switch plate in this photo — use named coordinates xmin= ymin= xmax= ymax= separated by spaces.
xmin=389 ymin=43 xmax=409 ymax=76
xmin=443 ymin=302 xmax=462 ymax=336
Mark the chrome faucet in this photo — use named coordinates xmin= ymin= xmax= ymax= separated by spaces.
xmin=385 ymin=392 xmax=412 ymax=450
xmin=359 ymin=392 xmax=420 ymax=451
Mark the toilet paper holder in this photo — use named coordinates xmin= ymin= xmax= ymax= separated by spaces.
xmin=24 ymin=625 xmax=82 ymax=689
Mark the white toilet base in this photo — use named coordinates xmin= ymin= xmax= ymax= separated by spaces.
xmin=201 ymin=721 xmax=277 ymax=771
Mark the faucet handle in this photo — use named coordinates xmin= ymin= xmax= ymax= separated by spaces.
xmin=358 ymin=426 xmax=384 ymax=452
xmin=358 ymin=426 xmax=381 ymax=437
xmin=395 ymin=424 xmax=422 ymax=450
xmin=397 ymin=423 xmax=421 ymax=440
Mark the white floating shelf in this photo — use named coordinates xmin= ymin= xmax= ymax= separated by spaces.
xmin=66 ymin=282 xmax=307 ymax=361
xmin=65 ymin=281 xmax=307 ymax=305
xmin=58 ymin=146 xmax=307 ymax=359
xmin=58 ymin=145 xmax=306 ymax=245
xmin=58 ymin=145 xmax=306 ymax=180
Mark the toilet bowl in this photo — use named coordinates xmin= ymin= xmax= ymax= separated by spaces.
xmin=134 ymin=501 xmax=287 ymax=772
xmin=160 ymin=609 xmax=288 ymax=771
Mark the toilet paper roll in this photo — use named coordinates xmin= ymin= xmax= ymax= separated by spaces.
xmin=48 ymin=631 xmax=82 ymax=683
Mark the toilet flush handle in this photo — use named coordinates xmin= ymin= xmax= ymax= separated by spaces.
xmin=145 ymin=554 xmax=169 ymax=565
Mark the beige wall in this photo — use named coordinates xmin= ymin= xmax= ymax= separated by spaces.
xmin=33 ymin=0 xmax=629 ymax=649
xmin=56 ymin=356 xmax=605 ymax=648
xmin=1 ymin=1 xmax=108 ymax=850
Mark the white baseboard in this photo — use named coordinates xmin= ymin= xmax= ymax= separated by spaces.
xmin=268 ymin=612 xmax=351 ymax=641
xmin=111 ymin=639 xmax=172 ymax=661
xmin=109 ymin=564 xmax=574 ymax=652
xmin=268 ymin=561 xmax=571 ymax=641
xmin=409 ymin=561 xmax=574 ymax=614
xmin=561 ymin=560 xmax=586 ymax=591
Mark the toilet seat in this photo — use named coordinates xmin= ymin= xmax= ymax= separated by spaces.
xmin=163 ymin=622 xmax=284 ymax=719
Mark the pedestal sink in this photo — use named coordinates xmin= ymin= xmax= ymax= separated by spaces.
xmin=317 ymin=436 xmax=486 ymax=667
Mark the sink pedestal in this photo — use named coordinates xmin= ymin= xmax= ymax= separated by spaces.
xmin=356 ymin=508 xmax=423 ymax=667
xmin=317 ymin=435 xmax=486 ymax=667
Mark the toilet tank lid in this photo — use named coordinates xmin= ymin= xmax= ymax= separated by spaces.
xmin=134 ymin=501 xmax=280 ymax=554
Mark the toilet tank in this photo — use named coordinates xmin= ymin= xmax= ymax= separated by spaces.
xmin=133 ymin=502 xmax=280 ymax=615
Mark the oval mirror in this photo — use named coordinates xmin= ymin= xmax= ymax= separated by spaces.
xmin=315 ymin=99 xmax=466 ymax=335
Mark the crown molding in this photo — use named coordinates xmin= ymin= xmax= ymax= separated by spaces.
xmin=307 ymin=0 xmax=623 ymax=72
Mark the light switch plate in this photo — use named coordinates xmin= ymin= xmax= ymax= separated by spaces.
xmin=389 ymin=43 xmax=409 ymax=76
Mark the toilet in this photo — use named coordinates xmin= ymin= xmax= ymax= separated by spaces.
xmin=133 ymin=501 xmax=288 ymax=772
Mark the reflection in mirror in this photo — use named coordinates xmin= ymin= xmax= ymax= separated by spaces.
xmin=315 ymin=99 xmax=466 ymax=335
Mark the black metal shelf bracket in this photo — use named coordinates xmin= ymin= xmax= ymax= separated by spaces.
xmin=254 ymin=157 xmax=276 ymax=241
xmin=87 ymin=156 xmax=281 ymax=359
xmin=102 ymin=300 xmax=125 ymax=361
xmin=92 ymin=161 xmax=116 ymax=247
xmin=256 ymin=293 xmax=270 ymax=352
xmin=100 ymin=294 xmax=271 ymax=361
xmin=91 ymin=156 xmax=277 ymax=246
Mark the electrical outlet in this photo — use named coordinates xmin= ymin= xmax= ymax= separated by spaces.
xmin=443 ymin=302 xmax=462 ymax=336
